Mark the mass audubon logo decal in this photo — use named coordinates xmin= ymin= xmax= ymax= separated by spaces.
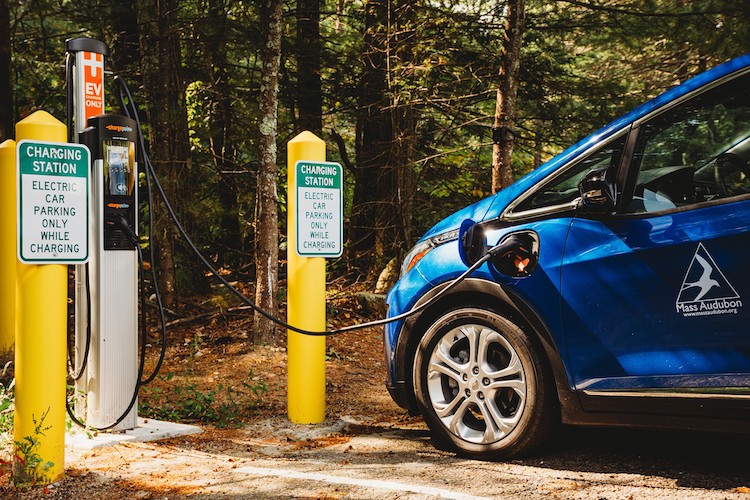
xmin=676 ymin=243 xmax=743 ymax=317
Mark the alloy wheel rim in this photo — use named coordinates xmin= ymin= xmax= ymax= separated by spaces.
xmin=425 ymin=323 xmax=526 ymax=444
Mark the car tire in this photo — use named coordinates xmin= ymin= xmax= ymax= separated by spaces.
xmin=413 ymin=306 xmax=558 ymax=459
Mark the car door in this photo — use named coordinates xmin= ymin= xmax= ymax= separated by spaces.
xmin=560 ymin=70 xmax=750 ymax=413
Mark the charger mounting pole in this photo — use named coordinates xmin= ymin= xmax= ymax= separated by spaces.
xmin=67 ymin=38 xmax=139 ymax=431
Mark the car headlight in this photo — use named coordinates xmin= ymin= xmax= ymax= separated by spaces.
xmin=400 ymin=229 xmax=459 ymax=277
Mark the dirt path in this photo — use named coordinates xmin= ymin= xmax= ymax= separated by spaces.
xmin=3 ymin=310 xmax=750 ymax=498
xmin=27 ymin=415 xmax=750 ymax=499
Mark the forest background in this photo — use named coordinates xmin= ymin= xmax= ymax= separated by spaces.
xmin=2 ymin=0 xmax=749 ymax=344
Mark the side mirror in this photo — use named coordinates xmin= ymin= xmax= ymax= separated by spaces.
xmin=487 ymin=230 xmax=540 ymax=278
xmin=578 ymin=168 xmax=616 ymax=212
xmin=458 ymin=219 xmax=487 ymax=267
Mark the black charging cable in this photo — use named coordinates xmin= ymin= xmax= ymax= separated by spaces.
xmin=66 ymin=267 xmax=90 ymax=381
xmin=65 ymin=52 xmax=74 ymax=143
xmin=64 ymin=47 xmax=167 ymax=429
xmin=64 ymin=75 xmax=503 ymax=431
xmin=64 ymin=66 xmax=165 ymax=430
xmin=64 ymin=51 xmax=92 ymax=382
xmin=112 ymin=76 xmax=503 ymax=337
xmin=113 ymin=77 xmax=168 ymax=384
xmin=66 ymin=216 xmax=153 ymax=431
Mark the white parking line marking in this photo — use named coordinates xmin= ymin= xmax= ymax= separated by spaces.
xmin=236 ymin=466 xmax=493 ymax=500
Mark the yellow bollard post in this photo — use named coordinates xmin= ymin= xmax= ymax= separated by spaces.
xmin=13 ymin=111 xmax=68 ymax=484
xmin=0 ymin=140 xmax=17 ymax=355
xmin=287 ymin=131 xmax=327 ymax=424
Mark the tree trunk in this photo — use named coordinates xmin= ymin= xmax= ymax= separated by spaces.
xmin=204 ymin=0 xmax=241 ymax=265
xmin=107 ymin=0 xmax=140 ymax=79
xmin=0 ymin=0 xmax=12 ymax=141
xmin=352 ymin=0 xmax=418 ymax=276
xmin=385 ymin=0 xmax=418 ymax=256
xmin=136 ymin=0 xmax=190 ymax=310
xmin=350 ymin=0 xmax=391 ymax=277
xmin=253 ymin=0 xmax=283 ymax=345
xmin=491 ymin=0 xmax=525 ymax=193
xmin=533 ymin=118 xmax=543 ymax=169
xmin=296 ymin=0 xmax=322 ymax=135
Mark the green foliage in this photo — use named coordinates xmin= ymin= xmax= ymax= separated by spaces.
xmin=7 ymin=0 xmax=750 ymax=283
xmin=12 ymin=409 xmax=54 ymax=487
xmin=139 ymin=370 xmax=267 ymax=429
xmin=0 ymin=363 xmax=14 ymax=483
xmin=0 ymin=370 xmax=13 ymax=437
xmin=0 ymin=367 xmax=56 ymax=487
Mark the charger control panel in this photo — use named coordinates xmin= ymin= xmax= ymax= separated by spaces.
xmin=81 ymin=114 xmax=138 ymax=250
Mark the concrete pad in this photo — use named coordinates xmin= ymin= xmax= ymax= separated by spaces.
xmin=67 ymin=417 xmax=203 ymax=451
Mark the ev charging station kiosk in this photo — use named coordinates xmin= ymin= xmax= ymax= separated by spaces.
xmin=67 ymin=38 xmax=139 ymax=431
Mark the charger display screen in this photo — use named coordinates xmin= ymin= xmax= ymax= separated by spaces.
xmin=103 ymin=140 xmax=135 ymax=196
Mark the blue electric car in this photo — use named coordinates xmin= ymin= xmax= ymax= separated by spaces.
xmin=384 ymin=54 xmax=750 ymax=458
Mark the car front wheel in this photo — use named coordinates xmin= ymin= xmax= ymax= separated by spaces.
xmin=413 ymin=307 xmax=558 ymax=459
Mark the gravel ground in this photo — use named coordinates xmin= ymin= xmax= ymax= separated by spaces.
xmin=17 ymin=415 xmax=750 ymax=499
xmin=3 ymin=313 xmax=749 ymax=498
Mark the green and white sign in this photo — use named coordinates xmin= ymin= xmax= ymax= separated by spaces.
xmin=17 ymin=140 xmax=90 ymax=264
xmin=295 ymin=161 xmax=343 ymax=258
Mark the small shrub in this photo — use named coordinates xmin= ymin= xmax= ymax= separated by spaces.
xmin=12 ymin=409 xmax=54 ymax=487
xmin=0 ymin=362 xmax=15 ymax=484
xmin=139 ymin=371 xmax=267 ymax=428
